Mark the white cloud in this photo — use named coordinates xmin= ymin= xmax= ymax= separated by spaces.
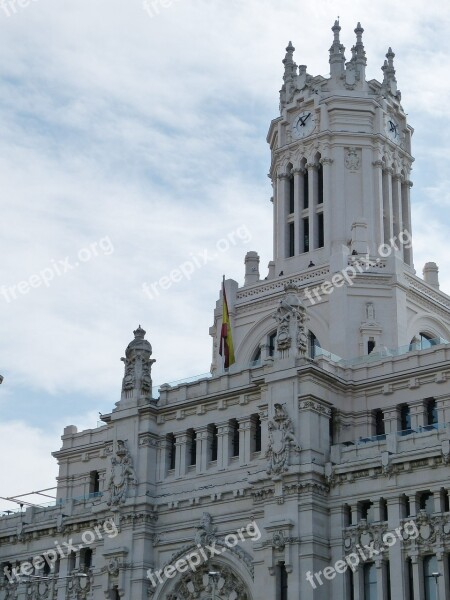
xmin=0 ymin=0 xmax=448 ymax=442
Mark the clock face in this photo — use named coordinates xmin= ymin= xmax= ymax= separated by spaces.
xmin=386 ymin=117 xmax=400 ymax=143
xmin=292 ymin=110 xmax=316 ymax=139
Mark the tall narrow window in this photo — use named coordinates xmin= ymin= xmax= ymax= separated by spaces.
xmin=400 ymin=405 xmax=412 ymax=434
xmin=317 ymin=213 xmax=324 ymax=248
xmin=406 ymin=558 xmax=414 ymax=600
xmin=230 ymin=419 xmax=240 ymax=457
xmin=368 ymin=338 xmax=376 ymax=354
xmin=269 ymin=332 xmax=277 ymax=357
xmin=288 ymin=222 xmax=295 ymax=257
xmin=68 ymin=552 xmax=76 ymax=572
xmin=188 ymin=429 xmax=197 ymax=466
xmin=303 ymin=170 xmax=309 ymax=208
xmin=317 ymin=163 xmax=323 ymax=204
xmin=419 ymin=491 xmax=434 ymax=516
xmin=80 ymin=548 xmax=92 ymax=570
xmin=253 ymin=415 xmax=262 ymax=452
xmin=168 ymin=434 xmax=176 ymax=470
xmin=375 ymin=409 xmax=385 ymax=436
xmin=89 ymin=471 xmax=100 ymax=495
xmin=278 ymin=562 xmax=288 ymax=600
xmin=426 ymin=398 xmax=438 ymax=428
xmin=289 ymin=176 xmax=295 ymax=214
xmin=303 ymin=217 xmax=309 ymax=252
xmin=363 ymin=563 xmax=377 ymax=600
xmin=423 ymin=555 xmax=438 ymax=600
xmin=309 ymin=331 xmax=319 ymax=358
xmin=210 ymin=425 xmax=218 ymax=462
xmin=386 ymin=560 xmax=392 ymax=600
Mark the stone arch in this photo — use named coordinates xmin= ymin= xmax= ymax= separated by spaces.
xmin=407 ymin=314 xmax=450 ymax=345
xmin=153 ymin=554 xmax=254 ymax=600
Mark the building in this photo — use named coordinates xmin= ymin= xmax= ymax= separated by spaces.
xmin=1 ymin=20 xmax=450 ymax=600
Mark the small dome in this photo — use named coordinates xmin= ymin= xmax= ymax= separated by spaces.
xmin=126 ymin=325 xmax=152 ymax=355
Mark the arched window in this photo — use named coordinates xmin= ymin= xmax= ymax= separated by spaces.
xmin=410 ymin=333 xmax=437 ymax=350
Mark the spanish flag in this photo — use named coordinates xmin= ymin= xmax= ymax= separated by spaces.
xmin=219 ymin=276 xmax=235 ymax=368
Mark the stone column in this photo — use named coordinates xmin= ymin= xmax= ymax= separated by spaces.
xmin=437 ymin=395 xmax=450 ymax=425
xmin=437 ymin=551 xmax=449 ymax=600
xmin=410 ymin=401 xmax=425 ymax=430
xmin=216 ymin=422 xmax=232 ymax=470
xmin=410 ymin=554 xmax=424 ymax=600
xmin=353 ymin=565 xmax=363 ymax=600
xmin=156 ymin=437 xmax=170 ymax=481
xmin=195 ymin=426 xmax=209 ymax=474
xmin=321 ymin=157 xmax=333 ymax=253
xmin=237 ymin=416 xmax=252 ymax=466
xmin=174 ymin=432 xmax=189 ymax=478
xmin=375 ymin=557 xmax=387 ymax=600
xmin=372 ymin=160 xmax=384 ymax=253
xmin=402 ymin=180 xmax=413 ymax=266
xmin=277 ymin=173 xmax=289 ymax=260
xmin=387 ymin=496 xmax=406 ymax=598
xmin=432 ymin=488 xmax=444 ymax=513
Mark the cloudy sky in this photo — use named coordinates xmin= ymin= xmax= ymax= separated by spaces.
xmin=0 ymin=0 xmax=449 ymax=511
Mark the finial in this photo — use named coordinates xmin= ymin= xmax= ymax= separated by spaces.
xmin=133 ymin=325 xmax=146 ymax=339
xmin=332 ymin=19 xmax=341 ymax=41
xmin=355 ymin=22 xmax=364 ymax=38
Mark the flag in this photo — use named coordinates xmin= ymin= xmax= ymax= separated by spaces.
xmin=219 ymin=276 xmax=235 ymax=368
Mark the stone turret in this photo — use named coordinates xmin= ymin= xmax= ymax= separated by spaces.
xmin=120 ymin=325 xmax=156 ymax=405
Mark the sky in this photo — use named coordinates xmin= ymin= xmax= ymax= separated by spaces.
xmin=0 ymin=0 xmax=449 ymax=511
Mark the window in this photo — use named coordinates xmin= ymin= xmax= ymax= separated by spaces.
xmin=317 ymin=163 xmax=323 ymax=204
xmin=309 ymin=331 xmax=319 ymax=358
xmin=303 ymin=217 xmax=309 ymax=252
xmin=303 ymin=170 xmax=309 ymax=208
xmin=89 ymin=471 xmax=100 ymax=496
xmin=289 ymin=176 xmax=295 ymax=214
xmin=426 ymin=398 xmax=438 ymax=428
xmin=423 ymin=555 xmax=438 ymax=600
xmin=419 ymin=491 xmax=434 ymax=516
xmin=406 ymin=558 xmax=414 ymax=600
xmin=210 ymin=425 xmax=218 ymax=462
xmin=317 ymin=213 xmax=324 ymax=248
xmin=375 ymin=409 xmax=385 ymax=436
xmin=188 ymin=429 xmax=197 ymax=466
xmin=360 ymin=500 xmax=373 ymax=522
xmin=278 ymin=562 xmax=288 ymax=600
xmin=380 ymin=498 xmax=388 ymax=521
xmin=80 ymin=548 xmax=92 ymax=570
xmin=400 ymin=405 xmax=412 ymax=434
xmin=269 ymin=332 xmax=277 ymax=357
xmin=343 ymin=505 xmax=351 ymax=527
xmin=288 ymin=222 xmax=295 ymax=257
xmin=68 ymin=552 xmax=76 ymax=572
xmin=167 ymin=434 xmax=176 ymax=471
xmin=230 ymin=419 xmax=240 ymax=457
xmin=401 ymin=494 xmax=411 ymax=519
xmin=368 ymin=338 xmax=376 ymax=354
xmin=363 ymin=563 xmax=377 ymax=600
xmin=111 ymin=586 xmax=120 ymax=600
xmin=253 ymin=415 xmax=262 ymax=452
xmin=386 ymin=560 xmax=392 ymax=600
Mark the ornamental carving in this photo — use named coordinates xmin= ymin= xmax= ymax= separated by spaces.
xmin=345 ymin=147 xmax=360 ymax=170
xmin=266 ymin=404 xmax=301 ymax=476
xmin=65 ymin=570 xmax=94 ymax=600
xmin=194 ymin=512 xmax=217 ymax=546
xmin=273 ymin=283 xmax=308 ymax=358
xmin=107 ymin=440 xmax=138 ymax=506
xmin=170 ymin=563 xmax=250 ymax=600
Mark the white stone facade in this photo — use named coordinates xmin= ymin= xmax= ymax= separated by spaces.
xmin=1 ymin=21 xmax=450 ymax=600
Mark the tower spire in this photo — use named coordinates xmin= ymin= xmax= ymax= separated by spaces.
xmin=329 ymin=19 xmax=346 ymax=78
xmin=280 ymin=41 xmax=298 ymax=109
xmin=381 ymin=47 xmax=399 ymax=97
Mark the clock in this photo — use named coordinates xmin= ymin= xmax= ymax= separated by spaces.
xmin=386 ymin=117 xmax=400 ymax=143
xmin=292 ymin=110 xmax=316 ymax=139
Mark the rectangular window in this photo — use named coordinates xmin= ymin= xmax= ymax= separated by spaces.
xmin=210 ymin=425 xmax=218 ymax=462
xmin=288 ymin=223 xmax=295 ymax=257
xmin=289 ymin=177 xmax=295 ymax=214
xmin=318 ymin=164 xmax=323 ymax=204
xmin=89 ymin=471 xmax=100 ymax=495
xmin=188 ymin=429 xmax=197 ymax=466
xmin=400 ymin=405 xmax=412 ymax=434
xmin=303 ymin=218 xmax=309 ymax=253
xmin=278 ymin=562 xmax=288 ymax=600
xmin=318 ymin=213 xmax=324 ymax=248
xmin=303 ymin=170 xmax=309 ymax=208
xmin=423 ymin=555 xmax=438 ymax=600
xmin=253 ymin=415 xmax=262 ymax=452
xmin=231 ymin=419 xmax=240 ymax=457
xmin=168 ymin=434 xmax=176 ymax=470
xmin=363 ymin=563 xmax=377 ymax=600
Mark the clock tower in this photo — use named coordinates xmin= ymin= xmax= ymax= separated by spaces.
xmin=211 ymin=20 xmax=449 ymax=370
